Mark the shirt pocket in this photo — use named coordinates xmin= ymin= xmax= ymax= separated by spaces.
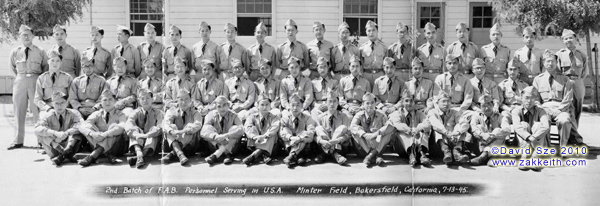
xmin=538 ymin=87 xmax=551 ymax=100
xmin=553 ymin=85 xmax=564 ymax=97
xmin=432 ymin=54 xmax=443 ymax=68
xmin=377 ymin=83 xmax=388 ymax=95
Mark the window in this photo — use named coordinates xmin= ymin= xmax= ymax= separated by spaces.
xmin=129 ymin=0 xmax=164 ymax=36
xmin=343 ymin=0 xmax=378 ymax=36
xmin=471 ymin=5 xmax=494 ymax=28
xmin=237 ymin=0 xmax=272 ymax=36
xmin=416 ymin=3 xmax=445 ymax=47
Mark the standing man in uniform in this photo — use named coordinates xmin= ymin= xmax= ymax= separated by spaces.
xmin=480 ymin=23 xmax=511 ymax=84
xmin=162 ymin=25 xmax=193 ymax=82
xmin=470 ymin=58 xmax=501 ymax=113
xmin=124 ymin=89 xmax=164 ymax=168
xmin=533 ymin=50 xmax=578 ymax=151
xmin=8 ymin=25 xmax=48 ymax=150
xmin=201 ymin=96 xmax=245 ymax=165
xmin=313 ymin=92 xmax=352 ymax=165
xmin=307 ymin=21 xmax=334 ymax=80
xmin=331 ymin=22 xmax=360 ymax=81
xmin=192 ymin=59 xmax=229 ymax=116
xmin=225 ymin=58 xmax=256 ymax=121
xmin=35 ymin=50 xmax=73 ymax=119
xmin=242 ymin=94 xmax=280 ymax=166
xmin=219 ymin=23 xmax=249 ymax=80
xmin=434 ymin=54 xmax=474 ymax=111
xmin=50 ymin=24 xmax=80 ymax=78
xmin=111 ymin=25 xmax=141 ymax=77
xmin=164 ymin=56 xmax=196 ymax=109
xmin=416 ymin=22 xmax=445 ymax=81
xmin=83 ymin=26 xmax=112 ymax=78
xmin=446 ymin=22 xmax=480 ymax=77
xmin=513 ymin=27 xmax=544 ymax=85
xmin=192 ymin=21 xmax=221 ymax=82
xmin=161 ymin=89 xmax=203 ymax=165
xmin=310 ymin=57 xmax=338 ymax=122
xmin=138 ymin=23 xmax=164 ymax=80
xmin=556 ymin=29 xmax=587 ymax=124
xmin=279 ymin=57 xmax=314 ymax=114
xmin=372 ymin=57 xmax=405 ymax=115
xmin=388 ymin=22 xmax=413 ymax=81
xmin=247 ymin=22 xmax=277 ymax=81
xmin=339 ymin=55 xmax=371 ymax=117
xmin=406 ymin=57 xmax=435 ymax=112
xmin=35 ymin=91 xmax=83 ymax=166
xmin=68 ymin=56 xmax=108 ymax=119
xmin=350 ymin=93 xmax=394 ymax=167
xmin=360 ymin=20 xmax=388 ymax=86
xmin=276 ymin=19 xmax=310 ymax=80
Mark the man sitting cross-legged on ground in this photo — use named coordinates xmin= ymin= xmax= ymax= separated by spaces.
xmin=242 ymin=94 xmax=281 ymax=166
xmin=313 ymin=91 xmax=352 ymax=165
xmin=201 ymin=96 xmax=245 ymax=165
xmin=279 ymin=93 xmax=316 ymax=168
xmin=427 ymin=92 xmax=471 ymax=165
xmin=468 ymin=95 xmax=511 ymax=166
xmin=123 ymin=89 xmax=164 ymax=168
xmin=512 ymin=86 xmax=550 ymax=171
xmin=161 ymin=88 xmax=203 ymax=165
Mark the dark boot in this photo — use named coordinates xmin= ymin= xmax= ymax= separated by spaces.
xmin=419 ymin=146 xmax=432 ymax=166
xmin=262 ymin=152 xmax=273 ymax=165
xmin=333 ymin=151 xmax=347 ymax=165
xmin=440 ymin=142 xmax=452 ymax=164
xmin=51 ymin=154 xmax=66 ymax=166
xmin=161 ymin=152 xmax=176 ymax=164
xmin=172 ymin=142 xmax=188 ymax=165
xmin=283 ymin=152 xmax=297 ymax=168
xmin=223 ymin=153 xmax=234 ymax=165
xmin=470 ymin=151 xmax=490 ymax=166
xmin=205 ymin=153 xmax=218 ymax=165
xmin=363 ymin=149 xmax=377 ymax=167
xmin=78 ymin=146 xmax=103 ymax=167
xmin=127 ymin=156 xmax=138 ymax=166
xmin=314 ymin=150 xmax=327 ymax=164
xmin=242 ymin=149 xmax=262 ymax=166
xmin=453 ymin=148 xmax=469 ymax=163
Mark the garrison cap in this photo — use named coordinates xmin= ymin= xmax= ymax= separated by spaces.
xmin=424 ymin=22 xmax=436 ymax=31
xmin=51 ymin=91 xmax=68 ymax=101
xmin=287 ymin=56 xmax=301 ymax=66
xmin=338 ymin=22 xmax=350 ymax=33
xmin=411 ymin=57 xmax=423 ymax=68
xmin=255 ymin=22 xmax=267 ymax=32
xmin=19 ymin=25 xmax=32 ymax=34
xmin=455 ymin=22 xmax=468 ymax=31
xmin=144 ymin=23 xmax=155 ymax=31
xmin=365 ymin=20 xmax=378 ymax=29
xmin=472 ymin=58 xmax=485 ymax=68
xmin=53 ymin=24 xmax=66 ymax=33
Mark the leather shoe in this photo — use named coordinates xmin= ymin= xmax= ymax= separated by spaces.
xmin=136 ymin=157 xmax=145 ymax=168
xmin=223 ymin=153 xmax=234 ymax=165
xmin=409 ymin=152 xmax=417 ymax=167
xmin=106 ymin=154 xmax=117 ymax=164
xmin=127 ymin=156 xmax=138 ymax=166
xmin=375 ymin=156 xmax=384 ymax=166
xmin=51 ymin=155 xmax=65 ymax=166
xmin=178 ymin=154 xmax=189 ymax=165
xmin=314 ymin=153 xmax=326 ymax=164
xmin=333 ymin=152 xmax=347 ymax=165
xmin=7 ymin=143 xmax=23 ymax=150
xmin=78 ymin=156 xmax=95 ymax=167
xmin=453 ymin=149 xmax=469 ymax=163
xmin=283 ymin=153 xmax=296 ymax=167
xmin=205 ymin=154 xmax=217 ymax=165
xmin=262 ymin=154 xmax=272 ymax=165
xmin=161 ymin=153 xmax=175 ymax=164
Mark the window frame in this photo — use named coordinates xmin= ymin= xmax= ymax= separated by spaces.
xmin=342 ymin=0 xmax=379 ymax=37
xmin=235 ymin=0 xmax=274 ymax=37
xmin=128 ymin=0 xmax=166 ymax=37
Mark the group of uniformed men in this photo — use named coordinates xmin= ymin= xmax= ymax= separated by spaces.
xmin=8 ymin=18 xmax=588 ymax=171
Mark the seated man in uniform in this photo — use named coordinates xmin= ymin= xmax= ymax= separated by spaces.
xmin=406 ymin=57 xmax=435 ymax=113
xmin=225 ymin=58 xmax=256 ymax=121
xmin=35 ymin=91 xmax=83 ymax=166
xmin=388 ymin=91 xmax=432 ymax=167
xmin=242 ymin=94 xmax=280 ymax=166
xmin=124 ymin=89 xmax=164 ymax=168
xmin=106 ymin=57 xmax=138 ymax=117
xmin=339 ymin=55 xmax=371 ymax=117
xmin=280 ymin=56 xmax=314 ymax=115
xmin=138 ymin=58 xmax=165 ymax=111
xmin=373 ymin=57 xmax=405 ymax=115
xmin=434 ymin=54 xmax=474 ymax=112
xmin=250 ymin=58 xmax=281 ymax=117
xmin=350 ymin=93 xmax=394 ymax=167
xmin=192 ymin=59 xmax=229 ymax=116
xmin=469 ymin=95 xmax=511 ymax=166
xmin=310 ymin=57 xmax=339 ymax=121
xmin=470 ymin=58 xmax=500 ymax=113
xmin=314 ymin=92 xmax=351 ymax=165
xmin=164 ymin=56 xmax=196 ymax=109
xmin=498 ymin=59 xmax=529 ymax=146
xmin=69 ymin=56 xmax=108 ymax=119
xmin=279 ymin=94 xmax=316 ymax=168
xmin=512 ymin=86 xmax=550 ymax=171
xmin=201 ymin=96 xmax=245 ymax=165
xmin=78 ymin=90 xmax=128 ymax=167
xmin=532 ymin=49 xmax=578 ymax=151
xmin=35 ymin=50 xmax=73 ymax=119
xmin=161 ymin=88 xmax=203 ymax=165
xmin=427 ymin=92 xmax=471 ymax=165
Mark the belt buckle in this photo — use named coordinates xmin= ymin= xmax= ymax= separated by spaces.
xmin=25 ymin=74 xmax=32 ymax=77
xmin=428 ymin=70 xmax=434 ymax=73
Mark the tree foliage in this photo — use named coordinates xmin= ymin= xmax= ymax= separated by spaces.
xmin=0 ymin=0 xmax=91 ymax=43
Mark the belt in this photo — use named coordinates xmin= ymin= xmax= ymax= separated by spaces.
xmin=165 ymin=71 xmax=175 ymax=75
xmin=348 ymin=99 xmax=362 ymax=104
xmin=17 ymin=73 xmax=41 ymax=77
xmin=486 ymin=73 xmax=505 ymax=78
xmin=152 ymin=102 xmax=164 ymax=105
xmin=333 ymin=70 xmax=350 ymax=75
xmin=314 ymin=100 xmax=326 ymax=104
xmin=415 ymin=101 xmax=427 ymax=105
xmin=363 ymin=68 xmax=383 ymax=74
xmin=396 ymin=68 xmax=411 ymax=72
xmin=566 ymin=75 xmax=582 ymax=80
xmin=278 ymin=67 xmax=289 ymax=71
xmin=527 ymin=74 xmax=537 ymax=79
xmin=423 ymin=69 xmax=441 ymax=74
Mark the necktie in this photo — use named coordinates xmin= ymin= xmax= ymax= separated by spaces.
xmin=321 ymin=78 xmax=326 ymax=90
xmin=92 ymin=47 xmax=98 ymax=58
xmin=117 ymin=76 xmax=122 ymax=84
xmin=51 ymin=73 xmax=56 ymax=85
xmin=512 ymin=81 xmax=518 ymax=93
xmin=485 ymin=118 xmax=491 ymax=130
xmin=173 ymin=46 xmax=178 ymax=57
xmin=24 ymin=47 xmax=30 ymax=60
xmin=204 ymin=80 xmax=209 ymax=91
xmin=429 ymin=44 xmax=433 ymax=56
xmin=527 ymin=48 xmax=532 ymax=60
xmin=549 ymin=75 xmax=554 ymax=88
xmin=260 ymin=116 xmax=267 ymax=129
xmin=328 ymin=115 xmax=334 ymax=128
xmin=235 ymin=78 xmax=240 ymax=90
xmin=293 ymin=117 xmax=299 ymax=129
xmin=58 ymin=114 xmax=64 ymax=130
xmin=415 ymin=79 xmax=420 ymax=89
xmin=293 ymin=78 xmax=298 ymax=87
xmin=352 ymin=77 xmax=357 ymax=87
xmin=400 ymin=44 xmax=405 ymax=55
xmin=290 ymin=42 xmax=295 ymax=52
xmin=478 ymin=80 xmax=483 ymax=94
xmin=120 ymin=46 xmax=124 ymax=56
xmin=366 ymin=116 xmax=371 ymax=126
xmin=147 ymin=43 xmax=152 ymax=55
xmin=182 ymin=111 xmax=187 ymax=124
xmin=177 ymin=78 xmax=182 ymax=86
xmin=387 ymin=78 xmax=392 ymax=91
xmin=461 ymin=43 xmax=466 ymax=53
xmin=406 ymin=112 xmax=412 ymax=127
xmin=493 ymin=46 xmax=498 ymax=56
xmin=83 ymin=76 xmax=90 ymax=92
xmin=140 ymin=110 xmax=147 ymax=131
xmin=371 ymin=41 xmax=375 ymax=51
xmin=201 ymin=43 xmax=206 ymax=54
xmin=342 ymin=45 xmax=346 ymax=54
xmin=258 ymin=44 xmax=263 ymax=54
xmin=440 ymin=112 xmax=446 ymax=124
xmin=264 ymin=78 xmax=268 ymax=87
xmin=449 ymin=75 xmax=454 ymax=87
xmin=317 ymin=41 xmax=322 ymax=50
xmin=523 ymin=109 xmax=533 ymax=126
xmin=58 ymin=46 xmax=63 ymax=54
xmin=105 ymin=112 xmax=110 ymax=123
xmin=228 ymin=45 xmax=233 ymax=56
xmin=147 ymin=77 xmax=152 ymax=88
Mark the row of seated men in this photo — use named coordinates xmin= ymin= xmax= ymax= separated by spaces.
xmin=34 ymin=45 xmax=585 ymax=171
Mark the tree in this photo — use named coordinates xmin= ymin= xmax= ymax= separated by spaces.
xmin=0 ymin=0 xmax=91 ymax=43
xmin=490 ymin=0 xmax=600 ymax=111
